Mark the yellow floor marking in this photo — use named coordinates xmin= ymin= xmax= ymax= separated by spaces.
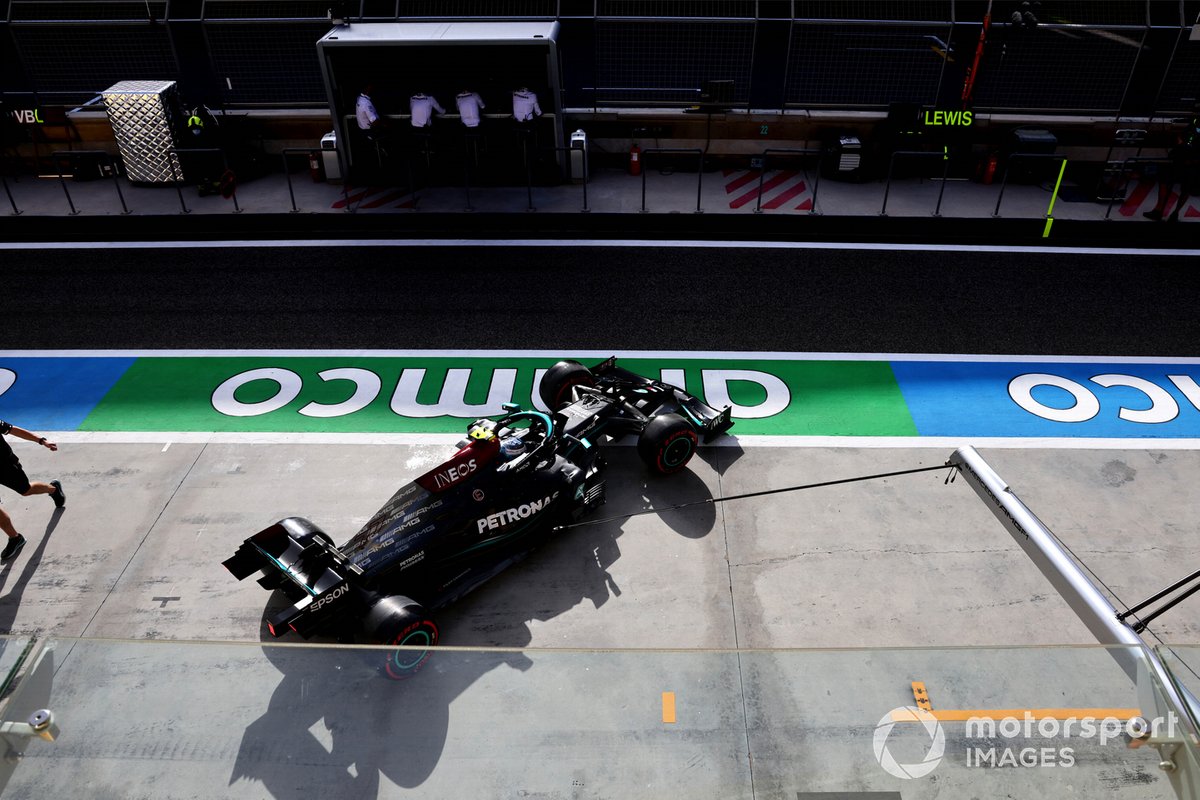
xmin=662 ymin=691 xmax=676 ymax=724
xmin=891 ymin=708 xmax=1142 ymax=723
xmin=911 ymin=681 xmax=932 ymax=711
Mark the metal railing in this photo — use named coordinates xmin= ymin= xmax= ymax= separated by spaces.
xmin=1103 ymin=157 xmax=1175 ymax=220
xmin=166 ymin=148 xmax=240 ymax=214
xmin=640 ymin=148 xmax=704 ymax=213
xmin=336 ymin=135 xmax=419 ymax=214
xmin=280 ymin=147 xmax=329 ymax=213
xmin=2 ymin=175 xmax=20 ymax=216
xmin=992 ymin=153 xmax=1067 ymax=218
xmin=880 ymin=149 xmax=950 ymax=217
xmin=499 ymin=143 xmax=589 ymax=214
xmin=753 ymin=148 xmax=821 ymax=214
xmin=49 ymin=150 xmax=130 ymax=215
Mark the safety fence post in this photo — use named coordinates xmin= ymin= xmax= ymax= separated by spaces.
xmin=582 ymin=145 xmax=590 ymax=212
xmin=934 ymin=148 xmax=951 ymax=217
xmin=462 ymin=135 xmax=474 ymax=213
xmin=280 ymin=148 xmax=309 ymax=212
xmin=168 ymin=147 xmax=242 ymax=214
xmin=223 ymin=150 xmax=241 ymax=213
xmin=544 ymin=145 xmax=589 ymax=212
xmin=992 ymin=153 xmax=1066 ymax=218
xmin=880 ymin=150 xmax=950 ymax=217
xmin=639 ymin=148 xmax=704 ymax=213
xmin=53 ymin=151 xmax=136 ymax=215
xmin=754 ymin=148 xmax=822 ymax=214
xmin=3 ymin=175 xmax=22 ymax=216
xmin=524 ymin=131 xmax=535 ymax=212
xmin=55 ymin=171 xmax=79 ymax=215
xmin=1104 ymin=157 xmax=1172 ymax=221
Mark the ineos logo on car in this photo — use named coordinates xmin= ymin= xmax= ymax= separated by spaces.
xmin=433 ymin=458 xmax=478 ymax=488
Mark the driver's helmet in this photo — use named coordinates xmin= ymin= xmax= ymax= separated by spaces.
xmin=500 ymin=436 xmax=527 ymax=461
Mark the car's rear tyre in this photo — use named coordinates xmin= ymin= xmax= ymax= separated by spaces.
xmin=363 ymin=595 xmax=439 ymax=679
xmin=637 ymin=413 xmax=698 ymax=474
xmin=539 ymin=360 xmax=596 ymax=410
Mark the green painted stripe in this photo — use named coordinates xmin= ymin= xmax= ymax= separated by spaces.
xmin=79 ymin=356 xmax=917 ymax=437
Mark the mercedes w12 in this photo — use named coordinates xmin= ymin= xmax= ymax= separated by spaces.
xmin=223 ymin=357 xmax=733 ymax=676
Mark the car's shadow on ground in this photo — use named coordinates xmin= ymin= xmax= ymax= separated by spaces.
xmin=229 ymin=451 xmax=718 ymax=799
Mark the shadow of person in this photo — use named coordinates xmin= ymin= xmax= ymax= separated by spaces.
xmin=0 ymin=508 xmax=65 ymax=633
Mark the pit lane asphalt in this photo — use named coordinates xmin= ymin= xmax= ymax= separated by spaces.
xmin=9 ymin=242 xmax=1200 ymax=355
xmin=3 ymin=240 xmax=1198 ymax=798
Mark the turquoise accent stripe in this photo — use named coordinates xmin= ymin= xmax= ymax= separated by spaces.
xmin=251 ymin=541 xmax=317 ymax=596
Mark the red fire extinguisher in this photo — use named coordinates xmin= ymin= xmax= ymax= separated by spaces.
xmin=628 ymin=143 xmax=641 ymax=177
xmin=979 ymin=152 xmax=998 ymax=185
xmin=309 ymin=150 xmax=325 ymax=182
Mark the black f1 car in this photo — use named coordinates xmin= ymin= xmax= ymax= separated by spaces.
xmin=223 ymin=357 xmax=733 ymax=676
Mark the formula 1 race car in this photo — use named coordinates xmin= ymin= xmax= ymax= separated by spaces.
xmin=223 ymin=357 xmax=733 ymax=676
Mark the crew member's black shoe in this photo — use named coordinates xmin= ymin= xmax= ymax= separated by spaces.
xmin=1 ymin=535 xmax=26 ymax=563
xmin=50 ymin=480 xmax=66 ymax=508
xmin=1143 ymin=209 xmax=1163 ymax=221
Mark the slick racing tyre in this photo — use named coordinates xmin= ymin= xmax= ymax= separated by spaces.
xmin=539 ymin=360 xmax=596 ymax=410
xmin=364 ymin=595 xmax=440 ymax=680
xmin=637 ymin=413 xmax=698 ymax=475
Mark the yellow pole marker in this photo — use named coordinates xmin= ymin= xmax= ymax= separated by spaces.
xmin=911 ymin=681 xmax=933 ymax=712
xmin=1042 ymin=158 xmax=1068 ymax=238
xmin=891 ymin=707 xmax=1142 ymax=723
xmin=662 ymin=691 xmax=677 ymax=724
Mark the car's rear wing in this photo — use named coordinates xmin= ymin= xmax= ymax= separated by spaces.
xmin=223 ymin=517 xmax=366 ymax=638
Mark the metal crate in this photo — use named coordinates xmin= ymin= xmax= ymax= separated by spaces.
xmin=102 ymin=80 xmax=185 ymax=183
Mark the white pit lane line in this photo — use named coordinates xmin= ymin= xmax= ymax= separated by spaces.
xmin=0 ymin=239 xmax=1198 ymax=258
xmin=33 ymin=431 xmax=1200 ymax=450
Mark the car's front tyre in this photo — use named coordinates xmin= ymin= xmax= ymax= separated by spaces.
xmin=637 ymin=413 xmax=698 ymax=475
xmin=539 ymin=360 xmax=597 ymax=410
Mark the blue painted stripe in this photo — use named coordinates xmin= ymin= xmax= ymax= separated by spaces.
xmin=5 ymin=355 xmax=1200 ymax=439
xmin=892 ymin=362 xmax=1200 ymax=438
xmin=0 ymin=358 xmax=134 ymax=431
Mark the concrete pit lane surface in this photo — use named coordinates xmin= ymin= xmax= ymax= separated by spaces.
xmin=0 ymin=241 xmax=1197 ymax=799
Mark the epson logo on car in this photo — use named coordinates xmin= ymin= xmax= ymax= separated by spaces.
xmin=477 ymin=492 xmax=560 ymax=534
xmin=434 ymin=458 xmax=478 ymax=488
xmin=311 ymin=584 xmax=349 ymax=612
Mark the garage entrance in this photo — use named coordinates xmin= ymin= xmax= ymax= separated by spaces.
xmin=317 ymin=21 xmax=563 ymax=189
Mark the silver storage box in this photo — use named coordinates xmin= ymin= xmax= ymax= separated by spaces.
xmin=102 ymin=80 xmax=185 ymax=183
